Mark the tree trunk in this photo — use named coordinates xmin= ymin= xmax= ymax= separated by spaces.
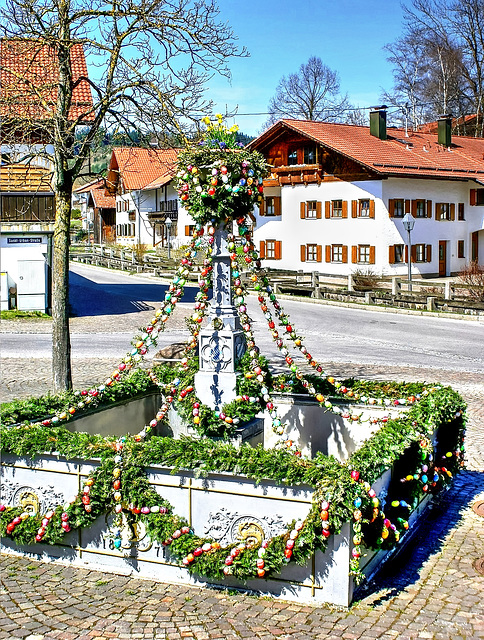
xmin=52 ymin=185 xmax=73 ymax=392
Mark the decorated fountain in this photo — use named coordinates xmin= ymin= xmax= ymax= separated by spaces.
xmin=0 ymin=116 xmax=466 ymax=606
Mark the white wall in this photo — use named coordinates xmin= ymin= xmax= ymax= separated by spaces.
xmin=115 ymin=184 xmax=195 ymax=249
xmin=253 ymin=177 xmax=483 ymax=276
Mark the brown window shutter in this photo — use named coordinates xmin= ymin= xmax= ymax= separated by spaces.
xmin=351 ymin=200 xmax=358 ymax=218
xmin=259 ymin=241 xmax=266 ymax=259
xmin=316 ymin=245 xmax=322 ymax=262
xmin=405 ymin=245 xmax=409 ymax=263
xmin=427 ymin=200 xmax=432 ymax=218
xmin=316 ymin=201 xmax=322 ymax=219
xmin=426 ymin=244 xmax=432 ymax=262
xmin=259 ymin=198 xmax=265 ymax=216
xmin=185 ymin=225 xmax=191 ymax=236
xmin=351 ymin=246 xmax=358 ymax=263
xmin=325 ymin=245 xmax=331 ymax=262
xmin=300 ymin=202 xmax=306 ymax=219
xmin=325 ymin=201 xmax=330 ymax=218
xmin=411 ymin=200 xmax=417 ymax=216
xmin=274 ymin=197 xmax=281 ymax=216
xmin=369 ymin=246 xmax=376 ymax=264
xmin=369 ymin=200 xmax=375 ymax=218
xmin=470 ymin=189 xmax=477 ymax=206
xmin=342 ymin=201 xmax=348 ymax=218
xmin=458 ymin=202 xmax=464 ymax=220
xmin=389 ymin=245 xmax=395 ymax=264
xmin=275 ymin=240 xmax=282 ymax=260
xmin=342 ymin=245 xmax=348 ymax=263
xmin=300 ymin=245 xmax=306 ymax=262
xmin=388 ymin=199 xmax=395 ymax=217
xmin=405 ymin=199 xmax=411 ymax=214
xmin=450 ymin=203 xmax=455 ymax=221
xmin=435 ymin=203 xmax=441 ymax=221
xmin=411 ymin=245 xmax=417 ymax=263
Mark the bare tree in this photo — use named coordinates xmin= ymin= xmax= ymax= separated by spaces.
xmin=263 ymin=56 xmax=351 ymax=128
xmin=384 ymin=0 xmax=484 ymax=134
xmin=0 ymin=0 xmax=245 ymax=392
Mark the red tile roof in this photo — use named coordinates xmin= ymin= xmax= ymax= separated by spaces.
xmin=90 ymin=185 xmax=115 ymax=209
xmin=108 ymin=147 xmax=180 ymax=191
xmin=0 ymin=38 xmax=93 ymax=122
xmin=73 ymin=179 xmax=115 ymax=208
xmin=250 ymin=119 xmax=484 ymax=181
xmin=417 ymin=114 xmax=478 ymax=134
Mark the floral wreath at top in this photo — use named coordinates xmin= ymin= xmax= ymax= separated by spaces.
xmin=176 ymin=115 xmax=269 ymax=226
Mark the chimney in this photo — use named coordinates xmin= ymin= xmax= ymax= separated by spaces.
xmin=437 ymin=114 xmax=452 ymax=147
xmin=370 ymin=106 xmax=387 ymax=140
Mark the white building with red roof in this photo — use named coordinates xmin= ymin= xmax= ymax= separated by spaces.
xmin=106 ymin=147 xmax=192 ymax=249
xmin=248 ymin=111 xmax=484 ymax=278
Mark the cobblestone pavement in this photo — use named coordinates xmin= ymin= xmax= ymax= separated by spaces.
xmin=1 ymin=311 xmax=484 ymax=639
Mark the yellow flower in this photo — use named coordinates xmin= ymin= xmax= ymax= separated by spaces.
xmin=215 ymin=113 xmax=223 ymax=121
xmin=201 ymin=116 xmax=210 ymax=125
xmin=229 ymin=125 xmax=239 ymax=133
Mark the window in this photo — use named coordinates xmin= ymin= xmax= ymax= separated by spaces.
xmin=300 ymin=200 xmax=321 ymax=219
xmin=184 ymin=225 xmax=196 ymax=236
xmin=325 ymin=245 xmax=348 ymax=263
xmin=307 ymin=244 xmax=318 ymax=261
xmin=287 ymin=149 xmax=298 ymax=165
xmin=332 ymin=245 xmax=343 ymax=262
xmin=437 ymin=203 xmax=451 ymax=220
xmin=359 ymin=199 xmax=370 ymax=217
xmin=304 ymin=146 xmax=317 ymax=164
xmin=458 ymin=240 xmax=465 ymax=258
xmin=414 ymin=244 xmax=426 ymax=262
xmin=353 ymin=244 xmax=375 ymax=264
xmin=266 ymin=197 xmax=275 ymax=216
xmin=470 ymin=189 xmax=484 ymax=205
xmin=260 ymin=196 xmax=281 ymax=216
xmin=394 ymin=244 xmax=405 ymax=263
xmin=415 ymin=199 xmax=427 ymax=218
xmin=390 ymin=199 xmax=404 ymax=218
xmin=351 ymin=199 xmax=375 ymax=218
xmin=259 ymin=240 xmax=281 ymax=260
xmin=358 ymin=245 xmax=371 ymax=263
xmin=331 ymin=199 xmax=343 ymax=217
xmin=128 ymin=211 xmax=135 ymax=221
xmin=301 ymin=244 xmax=322 ymax=262
xmin=458 ymin=203 xmax=465 ymax=220
xmin=266 ymin=240 xmax=276 ymax=259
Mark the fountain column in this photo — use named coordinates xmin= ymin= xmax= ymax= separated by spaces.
xmin=194 ymin=223 xmax=246 ymax=410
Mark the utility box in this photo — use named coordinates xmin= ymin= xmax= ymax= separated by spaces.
xmin=17 ymin=259 xmax=47 ymax=311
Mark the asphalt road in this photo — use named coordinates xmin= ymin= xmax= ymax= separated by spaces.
xmin=2 ymin=263 xmax=484 ymax=374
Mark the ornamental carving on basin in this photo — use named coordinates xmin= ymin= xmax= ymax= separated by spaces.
xmin=1 ymin=478 xmax=65 ymax=515
xmin=204 ymin=508 xmax=286 ymax=546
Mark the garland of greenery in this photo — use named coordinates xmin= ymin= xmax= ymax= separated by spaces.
xmin=1 ymin=384 xmax=465 ymax=583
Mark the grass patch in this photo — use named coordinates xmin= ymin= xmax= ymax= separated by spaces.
xmin=1 ymin=310 xmax=50 ymax=320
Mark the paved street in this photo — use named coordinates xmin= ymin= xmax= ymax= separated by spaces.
xmin=1 ymin=263 xmax=484 ymax=639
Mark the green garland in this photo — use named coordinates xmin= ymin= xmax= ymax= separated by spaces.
xmin=1 ymin=384 xmax=465 ymax=585
xmin=176 ymin=146 xmax=268 ymax=225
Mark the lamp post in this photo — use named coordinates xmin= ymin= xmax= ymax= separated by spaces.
xmin=164 ymin=217 xmax=172 ymax=260
xmin=402 ymin=212 xmax=415 ymax=292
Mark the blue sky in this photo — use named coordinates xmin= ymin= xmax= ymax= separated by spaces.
xmin=207 ymin=0 xmax=407 ymax=136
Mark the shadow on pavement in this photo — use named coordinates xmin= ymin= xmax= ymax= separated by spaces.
xmin=353 ymin=469 xmax=484 ymax=606
xmin=69 ymin=269 xmax=198 ymax=317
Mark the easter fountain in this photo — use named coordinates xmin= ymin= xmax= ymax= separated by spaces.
xmin=0 ymin=118 xmax=466 ymax=606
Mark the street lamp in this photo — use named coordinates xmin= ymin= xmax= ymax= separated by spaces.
xmin=164 ymin=217 xmax=172 ymax=260
xmin=402 ymin=212 xmax=415 ymax=292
